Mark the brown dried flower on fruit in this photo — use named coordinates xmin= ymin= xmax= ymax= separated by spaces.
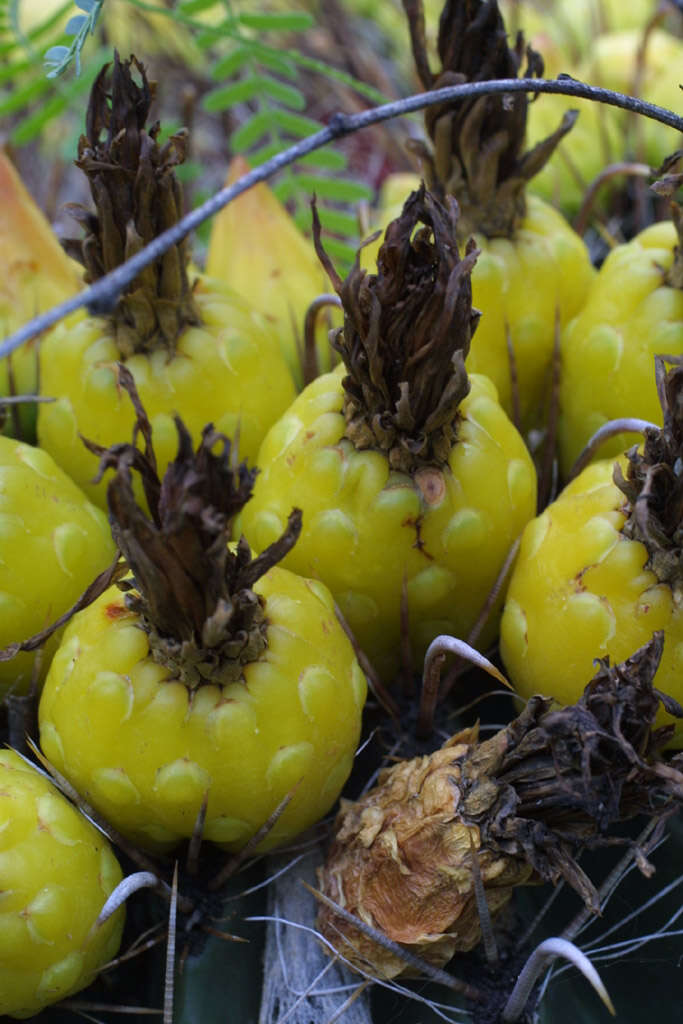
xmin=317 ymin=633 xmax=683 ymax=979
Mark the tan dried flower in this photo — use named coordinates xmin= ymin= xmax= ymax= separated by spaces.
xmin=317 ymin=633 xmax=683 ymax=979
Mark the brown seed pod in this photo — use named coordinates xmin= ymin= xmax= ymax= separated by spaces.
xmin=317 ymin=632 xmax=683 ymax=979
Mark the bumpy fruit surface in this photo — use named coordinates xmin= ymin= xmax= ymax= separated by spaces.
xmin=241 ymin=365 xmax=535 ymax=680
xmin=38 ymin=279 xmax=296 ymax=509
xmin=39 ymin=566 xmax=366 ymax=851
xmin=500 ymin=458 xmax=683 ymax=745
xmin=0 ymin=435 xmax=115 ymax=695
xmin=0 ymin=749 xmax=124 ymax=1019
xmin=558 ymin=220 xmax=683 ymax=478
xmin=464 ymin=193 xmax=593 ymax=428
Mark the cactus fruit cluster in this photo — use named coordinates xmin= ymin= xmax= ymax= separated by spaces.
xmin=1 ymin=0 xmax=683 ymax=1021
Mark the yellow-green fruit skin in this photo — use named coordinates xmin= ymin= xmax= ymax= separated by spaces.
xmin=0 ymin=750 xmax=124 ymax=1019
xmin=206 ymin=157 xmax=341 ymax=386
xmin=466 ymin=195 xmax=594 ymax=430
xmin=500 ymin=459 xmax=683 ymax=746
xmin=501 ymin=0 xmax=657 ymax=71
xmin=39 ymin=567 xmax=367 ymax=852
xmin=365 ymin=186 xmax=595 ymax=431
xmin=0 ymin=150 xmax=83 ymax=441
xmin=558 ymin=222 xmax=683 ymax=478
xmin=37 ymin=278 xmax=297 ymax=509
xmin=527 ymin=30 xmax=683 ymax=214
xmin=0 ymin=436 xmax=115 ymax=696
xmin=239 ymin=366 xmax=537 ymax=681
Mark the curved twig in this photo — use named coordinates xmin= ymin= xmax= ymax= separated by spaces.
xmin=301 ymin=293 xmax=342 ymax=386
xmin=1 ymin=76 xmax=681 ymax=358
xmin=573 ymin=160 xmax=652 ymax=235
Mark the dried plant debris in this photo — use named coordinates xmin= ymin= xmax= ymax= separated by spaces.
xmin=313 ymin=184 xmax=480 ymax=473
xmin=85 ymin=364 xmax=300 ymax=689
xmin=62 ymin=52 xmax=201 ymax=355
xmin=403 ymin=0 xmax=576 ymax=238
xmin=317 ymin=632 xmax=683 ymax=981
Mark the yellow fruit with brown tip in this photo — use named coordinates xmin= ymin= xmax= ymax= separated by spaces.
xmin=383 ymin=0 xmax=595 ymax=431
xmin=37 ymin=57 xmax=296 ymax=511
xmin=241 ymin=188 xmax=536 ymax=681
xmin=502 ymin=358 xmax=683 ymax=748
xmin=39 ymin=393 xmax=366 ymax=853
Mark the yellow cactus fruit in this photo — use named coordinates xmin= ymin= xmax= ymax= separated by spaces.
xmin=502 ymin=0 xmax=660 ymax=72
xmin=558 ymin=217 xmax=683 ymax=478
xmin=0 ymin=749 xmax=124 ymax=1019
xmin=502 ymin=358 xmax=683 ymax=747
xmin=207 ymin=155 xmax=340 ymax=386
xmin=583 ymin=29 xmax=683 ymax=168
xmin=240 ymin=188 xmax=536 ymax=681
xmin=0 ymin=434 xmax=115 ymax=697
xmin=39 ymin=395 xmax=366 ymax=852
xmin=37 ymin=56 xmax=296 ymax=511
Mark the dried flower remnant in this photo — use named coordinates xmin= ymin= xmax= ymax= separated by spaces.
xmin=317 ymin=633 xmax=683 ymax=979
xmin=84 ymin=365 xmax=298 ymax=690
xmin=62 ymin=53 xmax=201 ymax=356
xmin=405 ymin=0 xmax=576 ymax=239
xmin=314 ymin=183 xmax=480 ymax=474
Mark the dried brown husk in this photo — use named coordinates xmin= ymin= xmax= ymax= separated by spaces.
xmin=615 ymin=356 xmax=683 ymax=598
xmin=317 ymin=633 xmax=683 ymax=979
xmin=85 ymin=366 xmax=302 ymax=690
xmin=403 ymin=0 xmax=577 ymax=238
xmin=62 ymin=53 xmax=201 ymax=355
xmin=313 ymin=185 xmax=479 ymax=474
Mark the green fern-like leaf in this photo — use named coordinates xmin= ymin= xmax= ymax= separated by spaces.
xmin=196 ymin=3 xmax=379 ymax=269
xmin=1 ymin=0 xmax=383 ymax=268
xmin=43 ymin=0 xmax=105 ymax=78
xmin=0 ymin=0 xmax=103 ymax=145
